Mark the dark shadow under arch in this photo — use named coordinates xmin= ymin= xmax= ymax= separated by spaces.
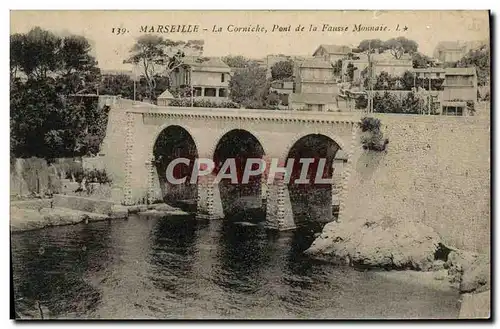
xmin=153 ymin=125 xmax=198 ymax=208
xmin=286 ymin=134 xmax=340 ymax=227
xmin=213 ymin=129 xmax=265 ymax=221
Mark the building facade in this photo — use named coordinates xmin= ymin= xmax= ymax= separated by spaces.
xmin=312 ymin=44 xmax=352 ymax=62
xmin=433 ymin=40 xmax=488 ymax=63
xmin=341 ymin=53 xmax=413 ymax=83
xmin=169 ymin=56 xmax=231 ymax=101
xmin=412 ymin=67 xmax=478 ymax=116
xmin=289 ymin=58 xmax=338 ymax=111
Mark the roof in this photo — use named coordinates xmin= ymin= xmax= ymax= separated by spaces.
xmin=435 ymin=41 xmax=465 ymax=51
xmin=157 ymin=89 xmax=174 ymax=99
xmin=300 ymin=58 xmax=333 ymax=69
xmin=445 ymin=67 xmax=477 ymax=75
xmin=289 ymin=93 xmax=336 ymax=104
xmin=412 ymin=68 xmax=446 ymax=73
xmin=181 ymin=56 xmax=231 ymax=72
xmin=313 ymin=44 xmax=352 ymax=56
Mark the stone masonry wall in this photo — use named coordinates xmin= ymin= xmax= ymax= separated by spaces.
xmin=341 ymin=114 xmax=490 ymax=253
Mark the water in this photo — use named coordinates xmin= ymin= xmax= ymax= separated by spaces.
xmin=11 ymin=214 xmax=460 ymax=319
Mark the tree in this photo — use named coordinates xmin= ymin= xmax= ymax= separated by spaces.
xmin=124 ymin=35 xmax=203 ymax=101
xmin=400 ymin=71 xmax=416 ymax=90
xmin=383 ymin=37 xmax=418 ymax=59
xmin=228 ymin=64 xmax=268 ymax=108
xmin=412 ymin=52 xmax=433 ymax=68
xmin=346 ymin=63 xmax=357 ymax=82
xmin=99 ymin=74 xmax=135 ymax=99
xmin=358 ymin=39 xmax=384 ymax=52
xmin=454 ymin=45 xmax=490 ymax=86
xmin=222 ymin=55 xmax=255 ymax=68
xmin=10 ymin=27 xmax=107 ymax=159
xmin=333 ymin=59 xmax=343 ymax=77
xmin=402 ymin=92 xmax=425 ymax=114
xmin=270 ymin=60 xmax=294 ymax=80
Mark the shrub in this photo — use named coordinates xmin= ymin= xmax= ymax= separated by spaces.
xmin=359 ymin=117 xmax=389 ymax=152
xmin=169 ymin=98 xmax=239 ymax=108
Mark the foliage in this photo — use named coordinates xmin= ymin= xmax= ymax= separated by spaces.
xmin=466 ymin=101 xmax=476 ymax=116
xmin=66 ymin=167 xmax=111 ymax=185
xmin=270 ymin=60 xmax=294 ymax=80
xmin=346 ymin=63 xmax=357 ymax=82
xmin=453 ymin=45 xmax=490 ymax=86
xmin=168 ymin=98 xmax=239 ymax=108
xmin=371 ymin=91 xmax=425 ymax=114
xmin=10 ymin=27 xmax=100 ymax=93
xmin=333 ymin=59 xmax=343 ymax=77
xmin=221 ymin=55 xmax=256 ymax=68
xmin=228 ymin=64 xmax=270 ymax=108
xmin=355 ymin=95 xmax=368 ymax=110
xmin=357 ymin=39 xmax=384 ymax=52
xmin=99 ymin=74 xmax=135 ymax=98
xmin=359 ymin=117 xmax=389 ymax=152
xmin=10 ymin=27 xmax=108 ymax=159
xmin=412 ymin=52 xmax=433 ymax=68
xmin=382 ymin=37 xmax=418 ymax=59
xmin=124 ymin=35 xmax=203 ymax=101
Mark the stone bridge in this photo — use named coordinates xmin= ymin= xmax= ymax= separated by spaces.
xmin=101 ymin=98 xmax=364 ymax=230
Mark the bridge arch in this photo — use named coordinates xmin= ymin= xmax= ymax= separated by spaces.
xmin=284 ymin=133 xmax=343 ymax=228
xmin=211 ymin=129 xmax=267 ymax=220
xmin=149 ymin=123 xmax=201 ymax=159
xmin=151 ymin=125 xmax=199 ymax=205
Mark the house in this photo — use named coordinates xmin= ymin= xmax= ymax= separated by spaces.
xmin=169 ymin=56 xmax=231 ymax=101
xmin=288 ymin=93 xmax=337 ymax=112
xmin=289 ymin=58 xmax=338 ymax=111
xmin=269 ymin=79 xmax=294 ymax=106
xmin=433 ymin=40 xmax=488 ymax=63
xmin=441 ymin=67 xmax=478 ymax=115
xmin=341 ymin=53 xmax=413 ymax=83
xmin=313 ymin=44 xmax=352 ymax=62
xmin=411 ymin=67 xmax=478 ymax=116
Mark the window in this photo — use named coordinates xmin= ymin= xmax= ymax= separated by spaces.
xmin=194 ymin=87 xmax=202 ymax=97
xmin=184 ymin=69 xmax=191 ymax=85
xmin=221 ymin=73 xmax=225 ymax=83
xmin=318 ymin=104 xmax=324 ymax=111
xmin=436 ymin=72 xmax=441 ymax=78
xmin=204 ymin=88 xmax=217 ymax=97
xmin=218 ymin=89 xmax=227 ymax=97
xmin=306 ymin=104 xmax=313 ymax=111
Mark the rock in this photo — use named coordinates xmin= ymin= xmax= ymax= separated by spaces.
xmin=433 ymin=269 xmax=449 ymax=281
xmin=10 ymin=206 xmax=45 ymax=231
xmin=445 ymin=249 xmax=480 ymax=286
xmin=305 ymin=216 xmax=443 ymax=270
xmin=460 ymin=253 xmax=490 ymax=293
xmin=430 ymin=260 xmax=446 ymax=271
xmin=153 ymin=203 xmax=177 ymax=212
xmin=459 ymin=290 xmax=490 ymax=319
xmin=109 ymin=204 xmax=128 ymax=219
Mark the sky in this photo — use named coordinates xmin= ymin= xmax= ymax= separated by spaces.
xmin=10 ymin=10 xmax=490 ymax=71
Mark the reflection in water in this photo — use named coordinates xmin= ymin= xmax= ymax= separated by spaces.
xmin=11 ymin=213 xmax=460 ymax=319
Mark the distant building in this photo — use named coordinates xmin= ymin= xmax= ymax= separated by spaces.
xmin=169 ymin=56 xmax=231 ymax=101
xmin=341 ymin=53 xmax=413 ymax=83
xmin=289 ymin=58 xmax=337 ymax=111
xmin=433 ymin=40 xmax=488 ymax=63
xmin=412 ymin=67 xmax=478 ymax=116
xmin=312 ymin=44 xmax=352 ymax=62
xmin=269 ymin=79 xmax=294 ymax=106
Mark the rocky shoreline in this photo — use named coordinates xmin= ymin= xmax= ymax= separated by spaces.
xmin=305 ymin=217 xmax=490 ymax=319
xmin=10 ymin=198 xmax=189 ymax=233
